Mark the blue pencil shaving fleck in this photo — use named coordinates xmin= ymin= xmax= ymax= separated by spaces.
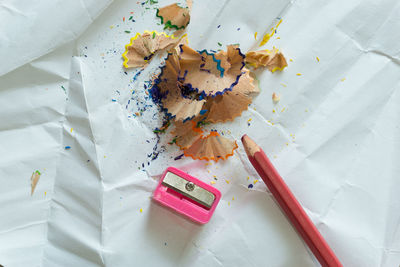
xmin=65 ymin=146 xmax=71 ymax=150
xmin=248 ymin=184 xmax=253 ymax=189
xmin=174 ymin=154 xmax=184 ymax=160
xmin=200 ymin=109 xmax=207 ymax=115
xmin=133 ymin=69 xmax=143 ymax=81
xmin=112 ymin=99 xmax=117 ymax=102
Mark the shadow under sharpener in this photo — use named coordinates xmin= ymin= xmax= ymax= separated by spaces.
xmin=153 ymin=167 xmax=221 ymax=224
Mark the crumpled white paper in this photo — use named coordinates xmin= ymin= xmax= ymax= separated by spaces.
xmin=1 ymin=0 xmax=400 ymax=266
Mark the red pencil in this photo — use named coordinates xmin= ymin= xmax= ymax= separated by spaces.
xmin=241 ymin=135 xmax=342 ymax=267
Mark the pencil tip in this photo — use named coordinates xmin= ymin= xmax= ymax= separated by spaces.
xmin=241 ymin=135 xmax=260 ymax=156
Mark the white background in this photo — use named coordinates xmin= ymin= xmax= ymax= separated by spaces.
xmin=1 ymin=0 xmax=400 ymax=266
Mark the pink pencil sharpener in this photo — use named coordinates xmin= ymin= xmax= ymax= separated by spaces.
xmin=153 ymin=167 xmax=221 ymax=224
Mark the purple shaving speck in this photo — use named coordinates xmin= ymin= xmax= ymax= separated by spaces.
xmin=174 ymin=154 xmax=184 ymax=160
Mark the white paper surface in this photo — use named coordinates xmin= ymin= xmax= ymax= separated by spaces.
xmin=1 ymin=0 xmax=400 ymax=266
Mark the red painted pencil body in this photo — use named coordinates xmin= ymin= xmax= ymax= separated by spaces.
xmin=242 ymin=135 xmax=342 ymax=267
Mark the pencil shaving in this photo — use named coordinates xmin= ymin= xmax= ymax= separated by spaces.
xmin=149 ymin=46 xmax=249 ymax=160
xmin=179 ymin=44 xmax=245 ymax=96
xmin=156 ymin=1 xmax=192 ymax=30
xmin=245 ymin=48 xmax=287 ymax=72
xmin=183 ymin=131 xmax=238 ymax=161
xmin=272 ymin=92 xmax=280 ymax=103
xmin=205 ymin=92 xmax=251 ymax=123
xmin=31 ymin=170 xmax=41 ymax=195
xmin=234 ymin=67 xmax=259 ymax=96
xmin=122 ymin=31 xmax=186 ymax=68
xmin=129 ymin=14 xmax=288 ymax=163
xmin=203 ymin=68 xmax=258 ymax=123
xmin=174 ymin=120 xmax=203 ymax=149
xmin=153 ymin=52 xmax=205 ymax=121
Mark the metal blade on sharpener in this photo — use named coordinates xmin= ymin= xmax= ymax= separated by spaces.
xmin=162 ymin=172 xmax=215 ymax=208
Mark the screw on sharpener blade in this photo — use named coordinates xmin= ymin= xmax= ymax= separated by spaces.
xmin=185 ymin=182 xmax=195 ymax=191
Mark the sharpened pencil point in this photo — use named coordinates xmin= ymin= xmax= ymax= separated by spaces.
xmin=241 ymin=135 xmax=260 ymax=156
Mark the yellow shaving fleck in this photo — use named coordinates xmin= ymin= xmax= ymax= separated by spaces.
xmin=259 ymin=19 xmax=282 ymax=46
xmin=316 ymin=56 xmax=320 ymax=62
xmin=271 ymin=66 xmax=286 ymax=73
xmin=254 ymin=32 xmax=258 ymax=40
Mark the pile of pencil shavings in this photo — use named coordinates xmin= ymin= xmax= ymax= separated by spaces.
xmin=122 ymin=1 xmax=288 ymax=162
